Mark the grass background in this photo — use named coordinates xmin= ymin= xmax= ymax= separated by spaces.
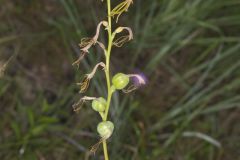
xmin=0 ymin=0 xmax=240 ymax=159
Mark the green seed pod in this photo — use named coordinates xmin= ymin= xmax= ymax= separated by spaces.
xmin=92 ymin=97 xmax=107 ymax=112
xmin=97 ymin=121 xmax=114 ymax=139
xmin=112 ymin=73 xmax=129 ymax=90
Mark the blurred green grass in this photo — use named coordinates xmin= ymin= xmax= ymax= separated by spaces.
xmin=0 ymin=0 xmax=240 ymax=159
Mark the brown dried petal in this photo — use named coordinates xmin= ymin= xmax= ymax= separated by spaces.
xmin=72 ymin=52 xmax=87 ymax=67
xmin=78 ymin=76 xmax=90 ymax=93
xmin=79 ymin=21 xmax=108 ymax=53
xmin=113 ymin=27 xmax=133 ymax=47
xmin=122 ymin=85 xmax=138 ymax=93
xmin=72 ymin=99 xmax=85 ymax=113
xmin=72 ymin=96 xmax=96 ymax=113
xmin=87 ymin=62 xmax=106 ymax=79
xmin=110 ymin=0 xmax=133 ymax=22
xmin=113 ymin=36 xmax=130 ymax=47
xmin=90 ymin=138 xmax=105 ymax=154
xmin=96 ymin=41 xmax=106 ymax=51
xmin=79 ymin=38 xmax=94 ymax=48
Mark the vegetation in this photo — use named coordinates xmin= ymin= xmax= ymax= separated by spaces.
xmin=0 ymin=0 xmax=240 ymax=159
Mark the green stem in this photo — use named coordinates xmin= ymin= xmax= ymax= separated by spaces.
xmin=103 ymin=0 xmax=113 ymax=159
xmin=103 ymin=140 xmax=109 ymax=160
xmin=104 ymin=0 xmax=113 ymax=121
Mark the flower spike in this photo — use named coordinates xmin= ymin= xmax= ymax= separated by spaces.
xmin=110 ymin=0 xmax=133 ymax=22
xmin=77 ymin=62 xmax=106 ymax=93
xmin=72 ymin=0 xmax=144 ymax=158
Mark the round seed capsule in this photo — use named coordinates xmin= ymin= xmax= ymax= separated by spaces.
xmin=112 ymin=73 xmax=129 ymax=90
xmin=97 ymin=121 xmax=114 ymax=139
xmin=92 ymin=97 xmax=107 ymax=112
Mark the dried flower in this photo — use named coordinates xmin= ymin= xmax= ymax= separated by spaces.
xmin=122 ymin=74 xmax=146 ymax=93
xmin=72 ymin=21 xmax=108 ymax=67
xmin=80 ymin=21 xmax=108 ymax=53
xmin=72 ymin=52 xmax=87 ymax=67
xmin=0 ymin=61 xmax=6 ymax=78
xmin=110 ymin=0 xmax=133 ymax=22
xmin=72 ymin=96 xmax=97 ymax=113
xmin=0 ymin=56 xmax=14 ymax=78
xmin=77 ymin=62 xmax=106 ymax=93
xmin=113 ymin=27 xmax=133 ymax=47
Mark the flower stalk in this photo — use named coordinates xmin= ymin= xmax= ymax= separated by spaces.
xmin=102 ymin=0 xmax=113 ymax=159
xmin=72 ymin=0 xmax=145 ymax=159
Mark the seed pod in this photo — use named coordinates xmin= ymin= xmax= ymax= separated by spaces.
xmin=97 ymin=121 xmax=114 ymax=139
xmin=112 ymin=73 xmax=129 ymax=90
xmin=92 ymin=97 xmax=107 ymax=112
